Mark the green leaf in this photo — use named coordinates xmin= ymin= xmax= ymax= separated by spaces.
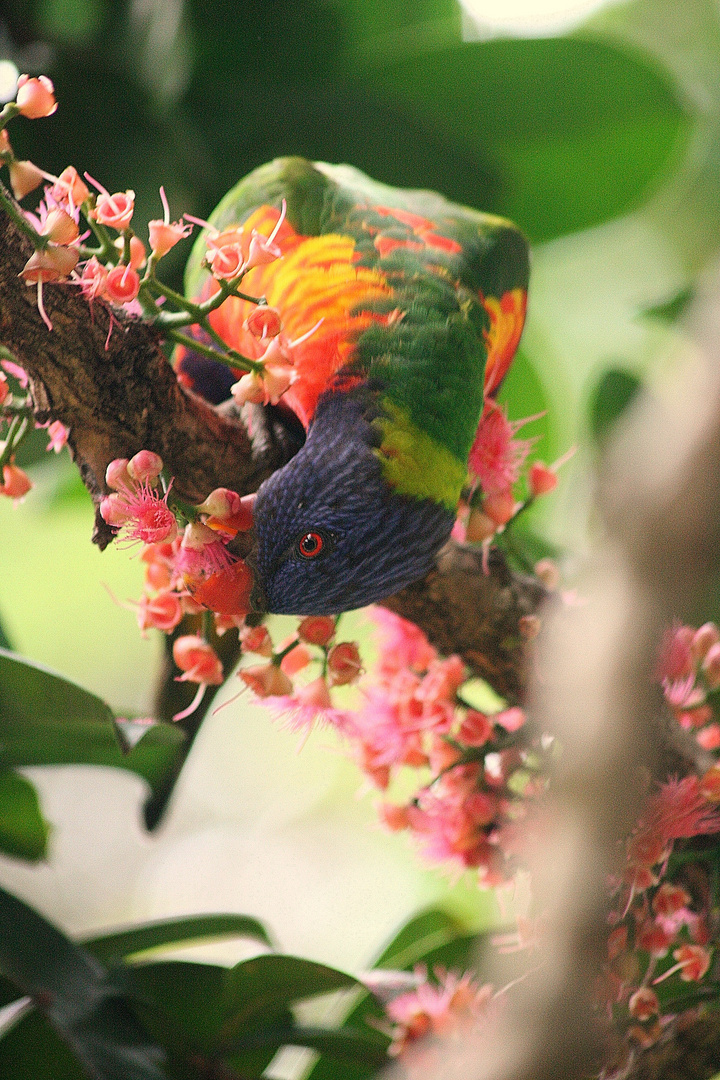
xmin=641 ymin=286 xmax=695 ymax=323
xmin=0 ymin=886 xmax=167 ymax=1080
xmin=0 ymin=611 xmax=12 ymax=651
xmin=0 ymin=650 xmax=185 ymax=799
xmin=362 ymin=37 xmax=689 ymax=241
xmin=83 ymin=914 xmax=273 ymax=965
xmin=0 ymin=1009 xmax=87 ymax=1079
xmin=373 ymin=908 xmax=467 ymax=969
xmin=0 ymin=769 xmax=50 ymax=861
xmin=589 ymin=368 xmax=643 ymax=445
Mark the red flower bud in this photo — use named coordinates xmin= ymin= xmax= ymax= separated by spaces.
xmin=327 ymin=641 xmax=362 ymax=686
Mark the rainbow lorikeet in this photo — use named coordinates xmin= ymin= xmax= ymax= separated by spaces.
xmin=176 ymin=158 xmax=529 ymax=615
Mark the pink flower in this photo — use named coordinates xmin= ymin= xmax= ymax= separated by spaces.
xmin=136 ymin=588 xmax=183 ymax=634
xmin=87 ymin=177 xmax=135 ymax=229
xmin=653 ymin=944 xmax=712 ymax=984
xmin=100 ymin=483 xmax=177 ymax=545
xmin=15 ymin=74 xmax=57 ymax=119
xmin=657 ymin=623 xmax=695 ymax=682
xmin=468 ymin=401 xmax=535 ymax=495
xmin=50 ymin=166 xmax=90 ymax=209
xmin=239 ymin=624 xmax=273 ymax=656
xmin=327 ymin=641 xmax=363 ymax=685
xmin=21 ymin=245 xmax=79 ymax=283
xmin=385 ymin=967 xmax=493 ymax=1059
xmin=0 ymin=463 xmax=32 ymax=500
xmin=528 ymin=461 xmax=558 ymax=496
xmin=370 ymin=607 xmax=437 ymax=675
xmin=628 ymin=988 xmax=659 ymax=1021
xmin=298 ymin=616 xmax=336 ymax=647
xmin=239 ymin=662 xmax=293 ymax=698
xmin=80 ymin=257 xmax=109 ymax=301
xmin=127 ymin=449 xmax=163 ymax=484
xmin=104 ymin=264 xmax=140 ymax=305
xmin=176 ymin=521 xmax=234 ymax=580
xmin=173 ymin=635 xmax=223 ymax=685
xmin=0 ymin=373 xmax=8 ymax=405
xmin=45 ymin=420 xmax=69 ymax=453
xmin=41 ymin=208 xmax=79 ymax=245
xmin=0 ymin=360 xmax=28 ymax=387
xmin=653 ymin=882 xmax=691 ymax=917
xmin=148 ymin=186 xmax=192 ymax=258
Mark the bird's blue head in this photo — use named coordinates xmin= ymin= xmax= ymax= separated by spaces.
xmin=249 ymin=394 xmax=455 ymax=615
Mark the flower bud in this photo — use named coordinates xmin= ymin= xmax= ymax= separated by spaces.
xmin=21 ymin=245 xmax=78 ymax=283
xmin=127 ymin=450 xmax=163 ymax=484
xmin=692 ymin=622 xmax=720 ymax=662
xmin=0 ymin=373 xmax=8 ymax=405
xmin=114 ymin=235 xmax=146 ymax=269
xmin=628 ymin=988 xmax=659 ymax=1021
xmin=41 ymin=209 xmax=79 ymax=245
xmin=240 ymin=624 xmax=273 ymax=656
xmin=105 ymin=457 xmax=131 ymax=490
xmin=464 ymin=507 xmax=497 ymax=543
xmin=534 ymin=558 xmax=560 ymax=590
xmin=8 ymin=159 xmax=44 ymax=199
xmin=16 ymin=74 xmax=57 ymax=119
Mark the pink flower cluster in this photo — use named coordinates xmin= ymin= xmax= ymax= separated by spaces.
xmin=379 ymin=965 xmax=493 ymax=1067
xmin=602 ymin=773 xmax=720 ymax=1052
xmin=238 ymin=607 xmax=536 ymax=886
xmin=656 ymin=621 xmax=720 ymax=749
xmin=0 ymin=360 xmax=71 ymax=501
xmin=456 ymin=400 xmax=571 ymax=545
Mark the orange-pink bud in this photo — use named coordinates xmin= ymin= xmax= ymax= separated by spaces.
xmin=127 ymin=450 xmax=163 ymax=484
xmin=0 ymin=373 xmax=8 ymax=405
xmin=230 ymin=370 xmax=266 ymax=406
xmin=327 ymin=641 xmax=363 ymax=686
xmin=114 ymin=235 xmax=146 ymax=270
xmin=105 ymin=457 xmax=131 ymax=490
xmin=99 ymin=492 xmax=133 ymax=527
xmin=652 ymin=882 xmax=691 ymax=917
xmin=41 ymin=208 xmax=79 ymax=245
xmin=196 ymin=487 xmax=242 ymax=520
xmin=458 ymin=710 xmax=493 ymax=747
xmin=173 ymin=635 xmax=223 ymax=685
xmin=90 ymin=189 xmax=135 ymax=229
xmin=8 ymin=159 xmax=44 ymax=199
xmin=528 ymin=461 xmax=558 ymax=497
xmin=482 ymin=489 xmax=516 ymax=527
xmin=21 ymin=245 xmax=78 ymax=283
xmin=104 ymin=264 xmax=140 ymax=305
xmin=239 ymin=662 xmax=293 ymax=698
xmin=280 ymin=642 xmax=312 ymax=676
xmin=379 ymin=802 xmax=411 ymax=831
xmin=0 ymin=463 xmax=32 ymax=499
xmin=298 ymin=616 xmax=336 ymax=647
xmin=700 ymin=763 xmax=720 ymax=803
xmin=245 ymin=230 xmax=282 ymax=270
xmin=16 ymin=74 xmax=57 ymax=119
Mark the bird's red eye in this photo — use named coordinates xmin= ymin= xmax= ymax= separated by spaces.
xmin=297 ymin=531 xmax=324 ymax=558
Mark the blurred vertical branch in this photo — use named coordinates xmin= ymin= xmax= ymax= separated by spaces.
xmin=402 ymin=270 xmax=720 ymax=1080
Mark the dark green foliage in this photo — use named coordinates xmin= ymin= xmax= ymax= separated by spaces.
xmin=589 ymin=368 xmax=644 ymax=445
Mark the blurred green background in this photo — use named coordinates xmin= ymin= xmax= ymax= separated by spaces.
xmin=0 ymin=0 xmax=717 ymax=978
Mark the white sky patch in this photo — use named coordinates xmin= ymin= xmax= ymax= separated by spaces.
xmin=0 ymin=60 xmax=19 ymax=103
xmin=460 ymin=0 xmax=627 ymax=37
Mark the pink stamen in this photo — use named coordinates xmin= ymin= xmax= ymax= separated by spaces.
xmin=36 ymin=276 xmax=52 ymax=331
xmin=267 ymin=198 xmax=287 ymax=246
xmin=172 ymin=681 xmax=207 ymax=722
xmin=159 ymin=185 xmax=170 ymax=225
